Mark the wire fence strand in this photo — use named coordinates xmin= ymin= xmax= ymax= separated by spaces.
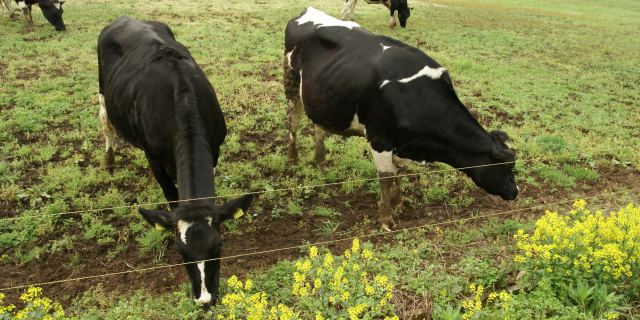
xmin=1 ymin=147 xmax=627 ymax=223
xmin=1 ymin=186 xmax=637 ymax=292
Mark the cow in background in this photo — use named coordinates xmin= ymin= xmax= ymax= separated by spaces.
xmin=341 ymin=0 xmax=411 ymax=28
xmin=285 ymin=8 xmax=517 ymax=231
xmin=3 ymin=0 xmax=65 ymax=32
xmin=98 ymin=16 xmax=254 ymax=306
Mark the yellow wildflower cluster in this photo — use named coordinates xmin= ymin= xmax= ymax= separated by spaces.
xmin=217 ymin=240 xmax=397 ymax=319
xmin=514 ymin=201 xmax=640 ymax=283
xmin=0 ymin=287 xmax=66 ymax=319
xmin=461 ymin=284 xmax=511 ymax=320
xmin=218 ymin=276 xmax=288 ymax=319
xmin=293 ymin=240 xmax=397 ymax=319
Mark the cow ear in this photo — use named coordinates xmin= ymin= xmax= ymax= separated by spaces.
xmin=489 ymin=130 xmax=510 ymax=144
xmin=220 ymin=194 xmax=255 ymax=222
xmin=410 ymin=7 xmax=414 ymax=12
xmin=138 ymin=208 xmax=174 ymax=230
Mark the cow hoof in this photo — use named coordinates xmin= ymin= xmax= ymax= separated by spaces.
xmin=380 ymin=218 xmax=395 ymax=232
xmin=317 ymin=161 xmax=328 ymax=171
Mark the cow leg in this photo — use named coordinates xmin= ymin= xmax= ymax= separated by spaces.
xmin=286 ymin=98 xmax=303 ymax=164
xmin=371 ymin=147 xmax=399 ymax=231
xmin=146 ymin=156 xmax=180 ymax=210
xmin=98 ymin=94 xmax=116 ymax=171
xmin=17 ymin=1 xmax=33 ymax=32
xmin=3 ymin=0 xmax=19 ymax=21
xmin=314 ymin=124 xmax=328 ymax=170
xmin=390 ymin=12 xmax=397 ymax=28
xmin=341 ymin=0 xmax=357 ymax=21
xmin=284 ymin=51 xmax=303 ymax=165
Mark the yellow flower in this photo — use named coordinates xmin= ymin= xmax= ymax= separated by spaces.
xmin=245 ymin=279 xmax=253 ymax=290
xmin=365 ymin=285 xmax=375 ymax=295
xmin=362 ymin=249 xmax=373 ymax=260
xmin=352 ymin=238 xmax=360 ymax=253
xmin=310 ymin=246 xmax=318 ymax=259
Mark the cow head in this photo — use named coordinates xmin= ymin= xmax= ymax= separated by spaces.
xmin=464 ymin=130 xmax=518 ymax=200
xmin=138 ymin=194 xmax=254 ymax=307
xmin=37 ymin=0 xmax=66 ymax=31
xmin=395 ymin=0 xmax=410 ymax=28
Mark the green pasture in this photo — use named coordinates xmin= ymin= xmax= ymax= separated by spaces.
xmin=1 ymin=0 xmax=639 ymax=317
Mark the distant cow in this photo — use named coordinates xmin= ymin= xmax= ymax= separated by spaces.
xmin=98 ymin=16 xmax=253 ymax=307
xmin=284 ymin=8 xmax=518 ymax=231
xmin=341 ymin=0 xmax=410 ymax=28
xmin=3 ymin=0 xmax=66 ymax=32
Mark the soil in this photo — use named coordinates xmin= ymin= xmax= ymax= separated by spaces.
xmin=1 ymin=163 xmax=639 ymax=309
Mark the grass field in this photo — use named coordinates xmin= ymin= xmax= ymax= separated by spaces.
xmin=1 ymin=0 xmax=639 ymax=318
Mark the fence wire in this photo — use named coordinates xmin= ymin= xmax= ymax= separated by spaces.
xmin=1 ymin=186 xmax=638 ymax=292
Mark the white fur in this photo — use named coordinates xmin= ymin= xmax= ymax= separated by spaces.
xmin=17 ymin=1 xmax=26 ymax=9
xmin=379 ymin=80 xmax=390 ymax=89
xmin=381 ymin=43 xmax=392 ymax=52
xmin=53 ymin=2 xmax=60 ymax=9
xmin=177 ymin=220 xmax=193 ymax=245
xmin=349 ymin=114 xmax=366 ymax=135
xmin=98 ymin=94 xmax=115 ymax=152
xmin=285 ymin=49 xmax=294 ymax=68
xmin=297 ymin=7 xmax=360 ymax=29
xmin=398 ymin=66 xmax=447 ymax=83
xmin=392 ymin=154 xmax=426 ymax=167
xmin=194 ymin=262 xmax=212 ymax=304
xmin=371 ymin=148 xmax=397 ymax=174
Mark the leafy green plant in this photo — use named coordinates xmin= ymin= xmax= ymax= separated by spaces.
xmin=135 ymin=229 xmax=170 ymax=263
xmin=564 ymin=281 xmax=628 ymax=319
xmin=313 ymin=220 xmax=341 ymax=237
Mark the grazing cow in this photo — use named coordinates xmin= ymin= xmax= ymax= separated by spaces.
xmin=341 ymin=0 xmax=410 ymax=28
xmin=284 ymin=8 xmax=518 ymax=231
xmin=3 ymin=0 xmax=66 ymax=32
xmin=98 ymin=16 xmax=254 ymax=307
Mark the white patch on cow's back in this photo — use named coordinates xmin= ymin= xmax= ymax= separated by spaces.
xmin=297 ymin=7 xmax=360 ymax=29
xmin=177 ymin=220 xmax=193 ymax=245
xmin=17 ymin=1 xmax=27 ymax=9
xmin=379 ymin=80 xmax=390 ymax=89
xmin=381 ymin=43 xmax=392 ymax=52
xmin=194 ymin=262 xmax=212 ymax=304
xmin=398 ymin=65 xmax=447 ymax=83
xmin=349 ymin=114 xmax=366 ymax=135
xmin=371 ymin=148 xmax=398 ymax=174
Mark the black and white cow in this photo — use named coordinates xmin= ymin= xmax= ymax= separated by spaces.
xmin=284 ymin=8 xmax=518 ymax=231
xmin=3 ymin=0 xmax=65 ymax=32
xmin=341 ymin=0 xmax=410 ymax=28
xmin=98 ymin=16 xmax=254 ymax=307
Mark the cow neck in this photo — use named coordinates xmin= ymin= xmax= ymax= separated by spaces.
xmin=172 ymin=71 xmax=217 ymax=203
xmin=436 ymin=100 xmax=495 ymax=168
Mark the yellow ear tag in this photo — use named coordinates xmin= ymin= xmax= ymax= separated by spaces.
xmin=233 ymin=208 xmax=244 ymax=219
xmin=155 ymin=223 xmax=165 ymax=231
